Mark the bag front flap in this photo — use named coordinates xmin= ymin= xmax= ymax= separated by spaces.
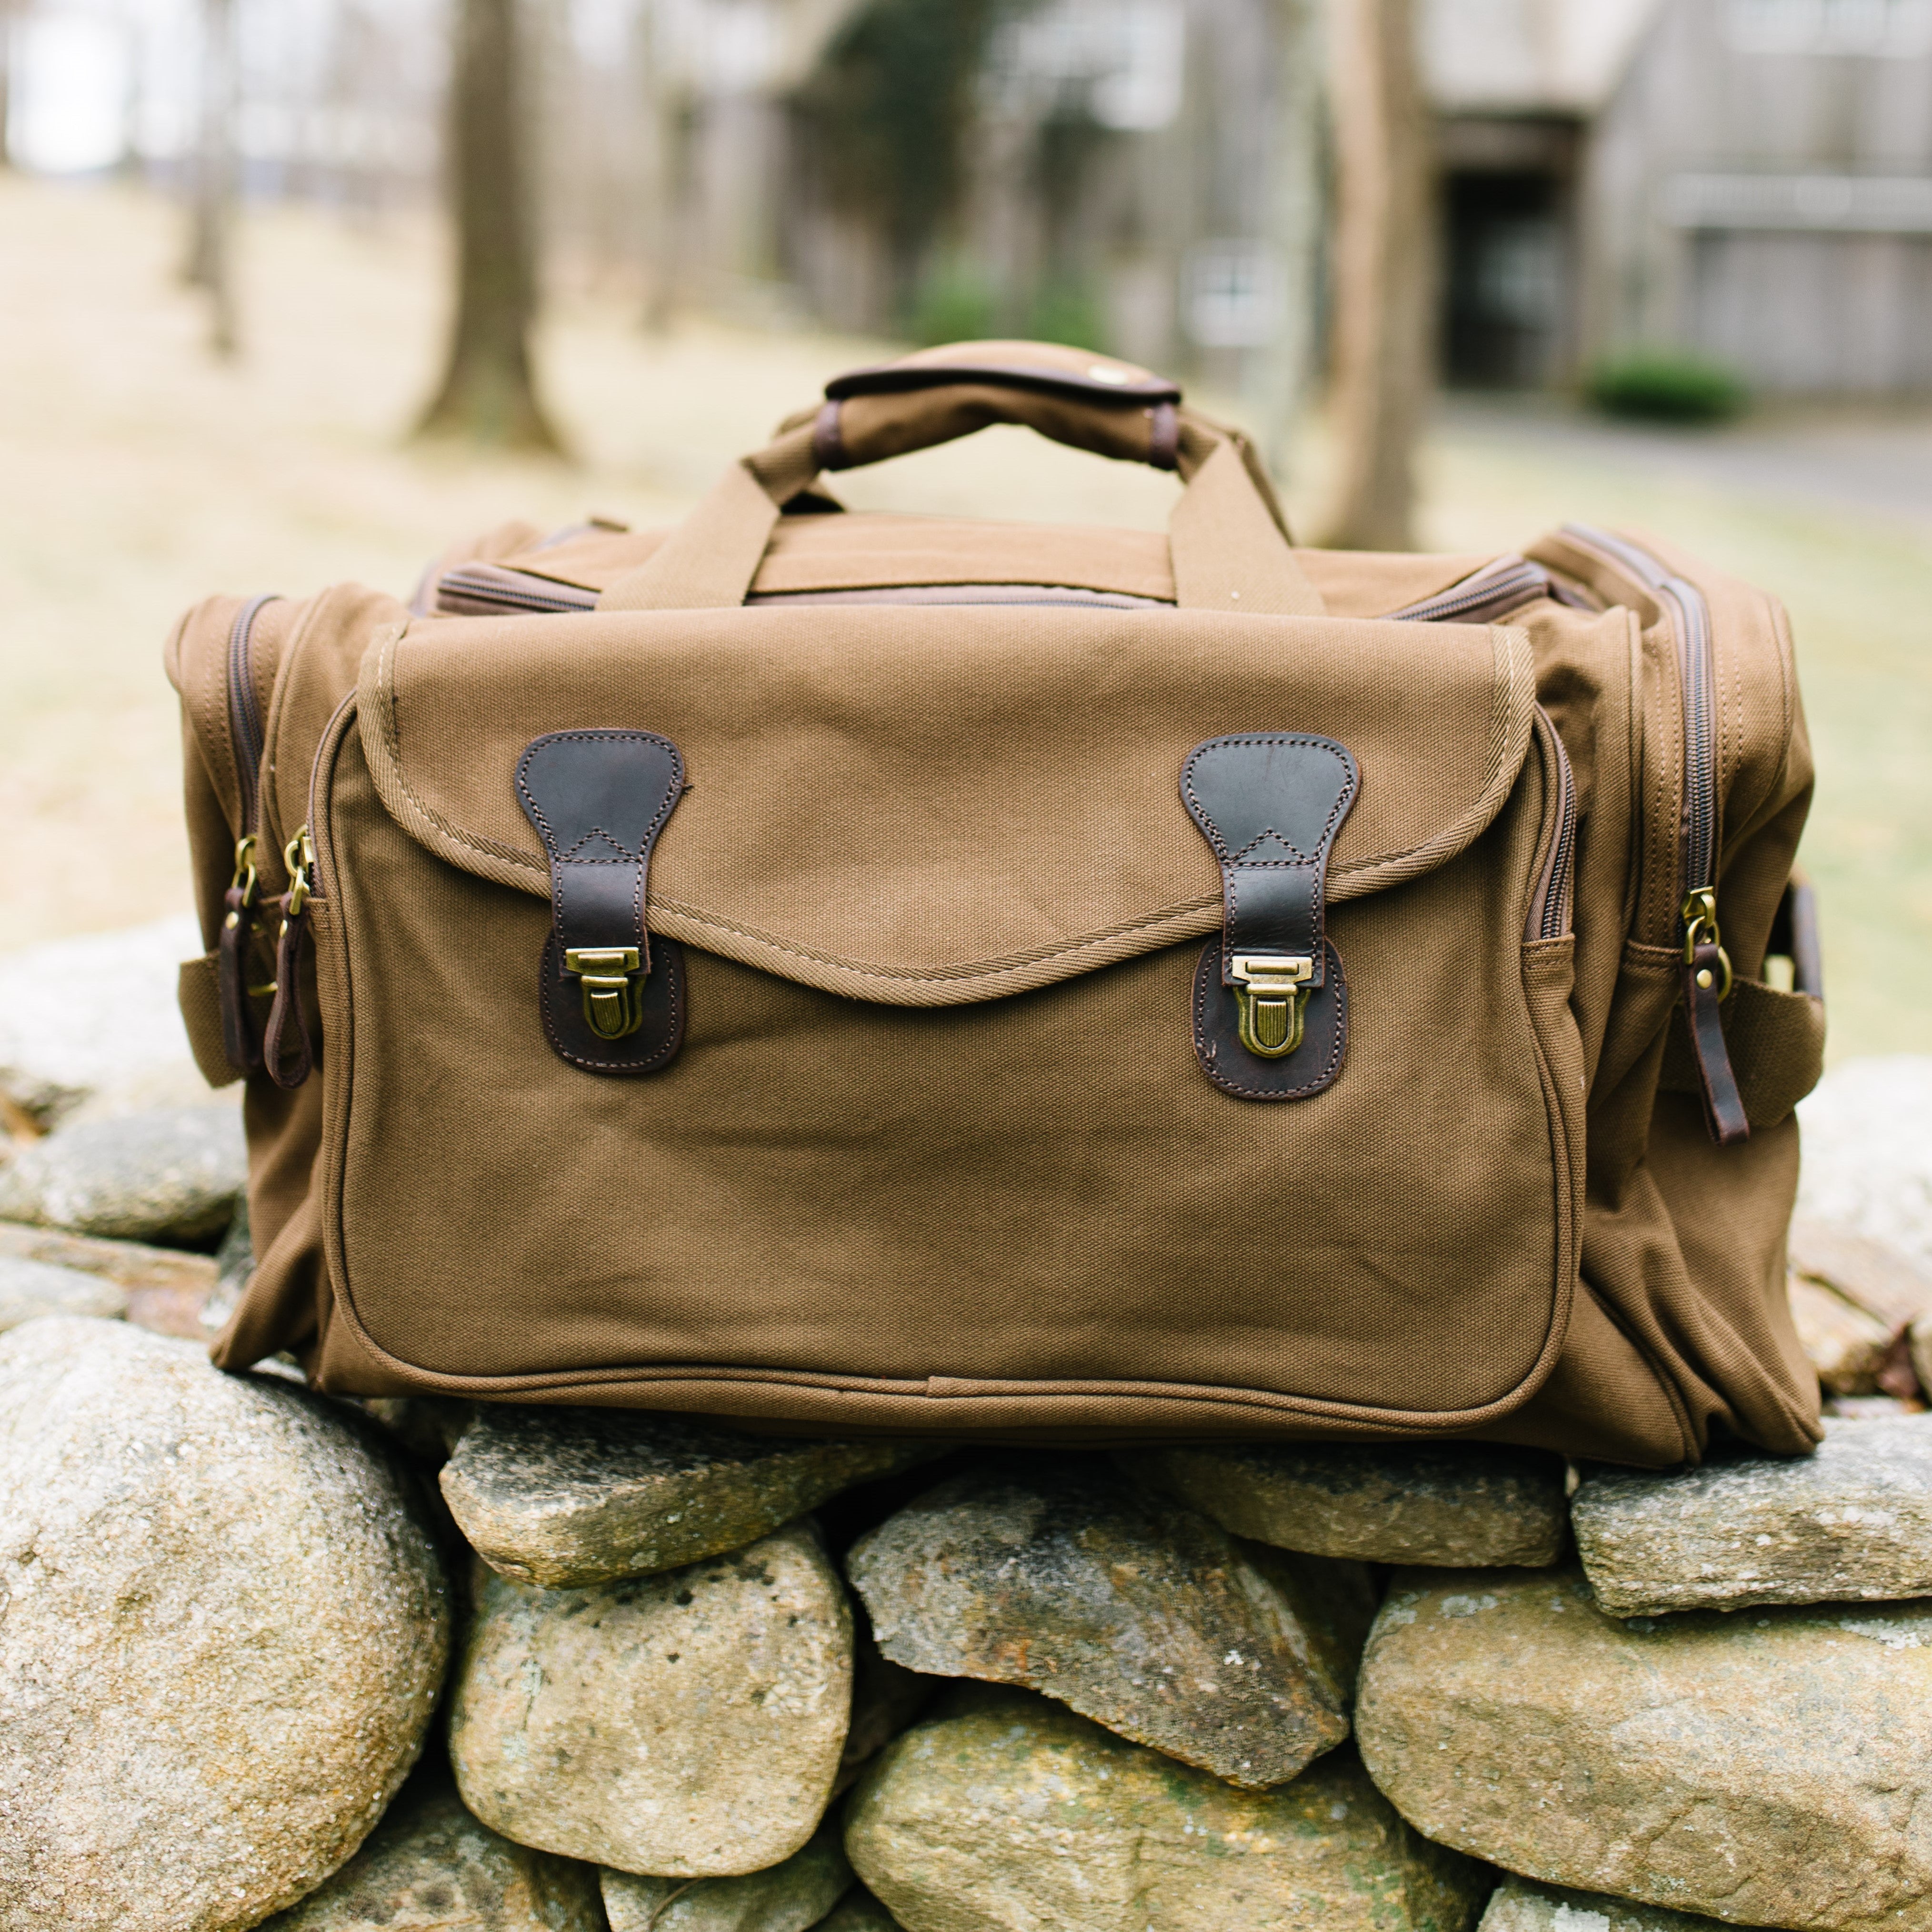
xmin=358 ymin=603 xmax=1535 ymax=1006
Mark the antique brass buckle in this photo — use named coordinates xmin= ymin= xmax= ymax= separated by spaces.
xmin=1229 ymin=952 xmax=1314 ymax=1058
xmin=563 ymin=946 xmax=645 ymax=1040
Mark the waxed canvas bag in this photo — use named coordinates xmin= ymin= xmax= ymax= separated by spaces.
xmin=168 ymin=340 xmax=1827 ymax=1467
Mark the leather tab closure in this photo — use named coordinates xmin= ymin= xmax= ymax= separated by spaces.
xmin=516 ymin=731 xmax=688 ymax=1075
xmin=1182 ymin=734 xmax=1358 ymax=1101
xmin=1682 ymin=888 xmax=1749 ymax=1145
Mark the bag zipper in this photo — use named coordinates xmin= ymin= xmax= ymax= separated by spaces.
xmin=217 ymin=595 xmax=281 ymax=1075
xmin=435 ymin=555 xmax=1556 ymax=621
xmin=1385 ymin=556 xmax=1552 ymax=625
xmin=226 ymin=595 xmax=277 ymax=828
xmin=435 ymin=563 xmax=600 ymax=616
xmin=260 ymin=694 xmax=358 ymax=1094
xmin=1562 ymin=528 xmax=1718 ymax=905
xmin=1559 ymin=524 xmax=1747 ymax=1143
xmin=1526 ymin=708 xmax=1578 ymax=942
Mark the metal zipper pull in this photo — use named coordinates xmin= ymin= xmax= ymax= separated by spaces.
xmin=216 ymin=832 xmax=266 ymax=1075
xmin=1681 ymin=889 xmax=1733 ymax=1000
xmin=262 ymin=825 xmax=317 ymax=1091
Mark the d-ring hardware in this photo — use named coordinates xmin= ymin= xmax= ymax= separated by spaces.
xmin=1229 ymin=952 xmax=1314 ymax=1058
xmin=563 ymin=946 xmax=646 ymax=1040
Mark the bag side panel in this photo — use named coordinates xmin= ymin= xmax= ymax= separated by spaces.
xmin=166 ymin=596 xmax=251 ymax=950
xmin=189 ymin=588 xmax=408 ymax=1369
xmin=1582 ymin=1096 xmax=1818 ymax=1457
xmin=1532 ymin=533 xmax=1821 ymax=1459
xmin=1476 ymin=1283 xmax=1694 ymax=1465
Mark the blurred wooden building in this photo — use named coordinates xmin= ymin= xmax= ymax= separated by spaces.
xmin=1428 ymin=0 xmax=1932 ymax=393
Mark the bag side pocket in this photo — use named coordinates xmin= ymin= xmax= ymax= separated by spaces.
xmin=177 ymin=953 xmax=241 ymax=1091
xmin=1659 ymin=978 xmax=1824 ymax=1131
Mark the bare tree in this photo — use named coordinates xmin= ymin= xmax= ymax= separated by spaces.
xmin=0 ymin=1 xmax=14 ymax=172
xmin=417 ymin=0 xmax=560 ymax=449
xmin=183 ymin=0 xmax=240 ymax=359
xmin=635 ymin=0 xmax=684 ymax=332
xmin=1317 ymin=0 xmax=1432 ymax=550
xmin=1257 ymin=0 xmax=1327 ymax=479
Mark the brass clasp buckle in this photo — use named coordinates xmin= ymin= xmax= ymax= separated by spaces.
xmin=1681 ymin=889 xmax=1734 ymax=1000
xmin=563 ymin=946 xmax=646 ymax=1040
xmin=1230 ymin=952 xmax=1314 ymax=1058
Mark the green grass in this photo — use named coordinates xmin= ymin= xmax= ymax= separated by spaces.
xmin=1417 ymin=417 xmax=1932 ymax=1062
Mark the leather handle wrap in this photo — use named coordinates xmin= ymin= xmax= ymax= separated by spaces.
xmin=811 ymin=343 xmax=1182 ymax=473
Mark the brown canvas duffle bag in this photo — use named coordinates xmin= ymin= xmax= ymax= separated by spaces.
xmin=166 ymin=339 xmax=1827 ymax=1467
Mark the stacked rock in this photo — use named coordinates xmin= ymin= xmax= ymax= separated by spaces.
xmin=12 ymin=1303 xmax=1932 ymax=1932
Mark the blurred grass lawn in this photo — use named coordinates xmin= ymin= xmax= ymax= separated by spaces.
xmin=2 ymin=174 xmax=1926 ymax=1060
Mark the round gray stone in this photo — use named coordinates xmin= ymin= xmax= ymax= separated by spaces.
xmin=0 ymin=1105 xmax=247 ymax=1242
xmin=450 ymin=1520 xmax=852 ymax=1878
xmin=258 ymin=1770 xmax=606 ymax=1929
xmin=847 ymin=1457 xmax=1374 ymax=1789
xmin=1356 ymin=1564 xmax=1932 ymax=1930
xmin=1798 ymin=1056 xmax=1932 ymax=1273
xmin=0 ymin=1316 xmax=452 ymax=1932
xmin=1117 ymin=1439 xmax=1569 ymax=1567
xmin=845 ymin=1686 xmax=1490 ymax=1932
xmin=1573 ymin=1415 xmax=1932 ymax=1615
xmin=0 ymin=914 xmax=204 ymax=1125
xmin=440 ymin=1405 xmax=942 ymax=1589
xmin=601 ymin=1818 xmax=853 ymax=1931
xmin=0 ymin=1252 xmax=127 ymax=1331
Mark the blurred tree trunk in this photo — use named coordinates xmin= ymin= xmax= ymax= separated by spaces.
xmin=1317 ymin=0 xmax=1432 ymax=550
xmin=0 ymin=2 xmax=14 ymax=171
xmin=417 ymin=0 xmax=561 ymax=450
xmin=184 ymin=0 xmax=240 ymax=358
xmin=1256 ymin=0 xmax=1327 ymax=480
xmin=636 ymin=1 xmax=682 ymax=333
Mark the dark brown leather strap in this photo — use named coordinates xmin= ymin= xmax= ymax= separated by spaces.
xmin=1684 ymin=941 xmax=1750 ymax=1145
xmin=1147 ymin=400 xmax=1179 ymax=471
xmin=1769 ymin=874 xmax=1824 ymax=1001
xmin=262 ymin=899 xmax=313 ymax=1091
xmin=217 ymin=883 xmax=263 ymax=1076
xmin=1183 ymin=736 xmax=1359 ymax=985
xmin=1181 ymin=735 xmax=1358 ymax=1101
xmin=516 ymin=731 xmax=687 ymax=1076
xmin=824 ymin=356 xmax=1181 ymax=406
xmin=811 ymin=399 xmax=846 ymax=472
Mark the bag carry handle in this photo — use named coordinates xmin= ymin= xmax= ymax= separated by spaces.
xmin=599 ymin=339 xmax=1327 ymax=618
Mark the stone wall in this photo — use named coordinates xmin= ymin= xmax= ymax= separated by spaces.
xmin=6 ymin=930 xmax=1932 ymax=1932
